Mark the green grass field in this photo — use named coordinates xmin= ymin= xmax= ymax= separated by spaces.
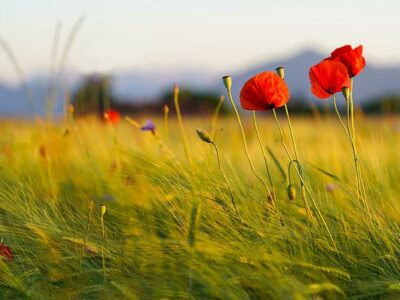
xmin=1 ymin=114 xmax=400 ymax=299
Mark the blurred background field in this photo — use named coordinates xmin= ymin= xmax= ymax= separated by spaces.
xmin=1 ymin=0 xmax=400 ymax=117
xmin=1 ymin=115 xmax=400 ymax=298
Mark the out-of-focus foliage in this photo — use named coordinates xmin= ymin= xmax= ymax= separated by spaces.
xmin=0 ymin=116 xmax=399 ymax=298
xmin=72 ymin=74 xmax=113 ymax=116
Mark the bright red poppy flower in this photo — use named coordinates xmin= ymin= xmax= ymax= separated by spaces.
xmin=240 ymin=71 xmax=290 ymax=110
xmin=0 ymin=243 xmax=13 ymax=261
xmin=104 ymin=109 xmax=120 ymax=125
xmin=327 ymin=45 xmax=365 ymax=77
xmin=309 ymin=60 xmax=351 ymax=99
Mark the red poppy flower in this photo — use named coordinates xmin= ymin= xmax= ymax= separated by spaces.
xmin=327 ymin=45 xmax=365 ymax=77
xmin=104 ymin=109 xmax=120 ymax=125
xmin=309 ymin=60 xmax=351 ymax=99
xmin=0 ymin=243 xmax=13 ymax=261
xmin=240 ymin=71 xmax=290 ymax=110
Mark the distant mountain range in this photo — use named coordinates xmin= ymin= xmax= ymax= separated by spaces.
xmin=1 ymin=49 xmax=399 ymax=116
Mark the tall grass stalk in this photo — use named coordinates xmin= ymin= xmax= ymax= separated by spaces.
xmin=211 ymin=95 xmax=225 ymax=140
xmin=173 ymin=84 xmax=191 ymax=162
xmin=100 ymin=205 xmax=107 ymax=282
xmin=81 ymin=200 xmax=94 ymax=270
xmin=163 ymin=104 xmax=170 ymax=142
xmin=45 ymin=21 xmax=62 ymax=119
xmin=0 ymin=35 xmax=34 ymax=114
xmin=187 ymin=201 xmax=201 ymax=296
xmin=57 ymin=16 xmax=85 ymax=123
xmin=211 ymin=141 xmax=241 ymax=221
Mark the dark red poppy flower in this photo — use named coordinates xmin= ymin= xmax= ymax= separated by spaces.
xmin=240 ymin=71 xmax=290 ymax=110
xmin=309 ymin=60 xmax=351 ymax=99
xmin=0 ymin=243 xmax=13 ymax=261
xmin=326 ymin=45 xmax=365 ymax=77
xmin=104 ymin=109 xmax=120 ymax=125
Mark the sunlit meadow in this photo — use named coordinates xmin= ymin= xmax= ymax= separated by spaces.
xmin=1 ymin=36 xmax=400 ymax=300
xmin=0 ymin=103 xmax=399 ymax=299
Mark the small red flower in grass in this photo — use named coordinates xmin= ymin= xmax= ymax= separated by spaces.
xmin=240 ymin=71 xmax=290 ymax=110
xmin=327 ymin=45 xmax=366 ymax=77
xmin=309 ymin=60 xmax=351 ymax=99
xmin=104 ymin=109 xmax=120 ymax=125
xmin=0 ymin=243 xmax=13 ymax=261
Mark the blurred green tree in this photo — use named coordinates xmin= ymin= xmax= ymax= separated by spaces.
xmin=72 ymin=74 xmax=113 ymax=116
xmin=161 ymin=89 xmax=228 ymax=115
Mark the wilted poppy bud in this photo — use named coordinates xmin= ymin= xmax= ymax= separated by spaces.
xmin=287 ymin=184 xmax=296 ymax=201
xmin=342 ymin=86 xmax=350 ymax=100
xmin=100 ymin=205 xmax=106 ymax=217
xmin=275 ymin=67 xmax=285 ymax=80
xmin=173 ymin=83 xmax=179 ymax=96
xmin=222 ymin=76 xmax=232 ymax=90
xmin=196 ymin=128 xmax=212 ymax=144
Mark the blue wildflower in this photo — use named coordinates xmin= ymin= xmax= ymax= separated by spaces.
xmin=140 ymin=120 xmax=156 ymax=134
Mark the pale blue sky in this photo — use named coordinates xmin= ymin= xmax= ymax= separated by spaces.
xmin=1 ymin=0 xmax=399 ymax=83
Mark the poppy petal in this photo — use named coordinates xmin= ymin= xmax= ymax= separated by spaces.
xmin=331 ymin=45 xmax=352 ymax=58
xmin=309 ymin=60 xmax=350 ymax=99
xmin=309 ymin=69 xmax=331 ymax=99
xmin=329 ymin=44 xmax=366 ymax=77
xmin=240 ymin=72 xmax=290 ymax=111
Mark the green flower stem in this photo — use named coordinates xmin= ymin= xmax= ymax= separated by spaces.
xmin=225 ymin=88 xmax=272 ymax=201
xmin=349 ymin=80 xmax=369 ymax=218
xmin=252 ymin=111 xmax=275 ymax=200
xmin=273 ymin=107 xmax=336 ymax=252
xmin=333 ymin=93 xmax=370 ymax=219
xmin=283 ymin=105 xmax=311 ymax=216
xmin=333 ymin=94 xmax=353 ymax=144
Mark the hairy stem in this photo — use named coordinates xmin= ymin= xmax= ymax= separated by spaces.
xmin=252 ymin=111 xmax=275 ymax=201
xmin=225 ymin=88 xmax=272 ymax=199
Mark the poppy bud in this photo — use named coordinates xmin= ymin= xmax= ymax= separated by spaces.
xmin=342 ymin=86 xmax=350 ymax=100
xmin=163 ymin=104 xmax=169 ymax=114
xmin=222 ymin=76 xmax=232 ymax=90
xmin=173 ymin=83 xmax=179 ymax=96
xmin=287 ymin=184 xmax=296 ymax=201
xmin=196 ymin=128 xmax=212 ymax=144
xmin=69 ymin=104 xmax=75 ymax=114
xmin=100 ymin=205 xmax=106 ymax=218
xmin=275 ymin=67 xmax=285 ymax=80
